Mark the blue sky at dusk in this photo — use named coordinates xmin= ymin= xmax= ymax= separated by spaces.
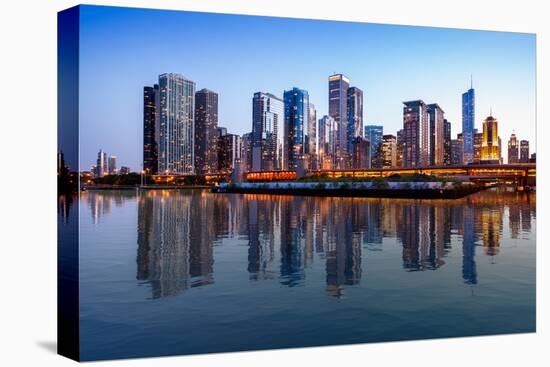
xmin=78 ymin=5 xmax=536 ymax=171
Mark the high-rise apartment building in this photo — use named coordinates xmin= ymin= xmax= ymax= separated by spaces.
xmin=143 ymin=85 xmax=159 ymax=174
xmin=218 ymin=133 xmax=242 ymax=173
xmin=283 ymin=87 xmax=309 ymax=170
xmin=328 ymin=74 xmax=350 ymax=168
xmin=382 ymin=134 xmax=397 ymax=169
xmin=306 ymin=103 xmax=317 ymax=170
xmin=346 ymin=86 xmax=363 ymax=155
xmin=402 ymin=100 xmax=429 ymax=167
xmin=365 ymin=125 xmax=383 ymax=168
xmin=508 ymin=134 xmax=519 ymax=164
xmin=158 ymin=73 xmax=196 ymax=175
xmin=252 ymin=92 xmax=284 ymax=171
xmin=194 ymin=88 xmax=219 ymax=174
xmin=520 ymin=140 xmax=530 ymax=163
xmin=427 ymin=103 xmax=444 ymax=166
xmin=108 ymin=156 xmax=117 ymax=175
xmin=443 ymin=119 xmax=452 ymax=165
xmin=318 ymin=115 xmax=337 ymax=170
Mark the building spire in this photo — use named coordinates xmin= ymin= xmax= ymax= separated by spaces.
xmin=470 ymin=74 xmax=473 ymax=89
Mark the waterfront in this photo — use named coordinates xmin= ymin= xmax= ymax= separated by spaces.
xmin=65 ymin=188 xmax=535 ymax=360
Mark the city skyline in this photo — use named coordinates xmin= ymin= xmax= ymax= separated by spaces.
xmin=78 ymin=5 xmax=536 ymax=171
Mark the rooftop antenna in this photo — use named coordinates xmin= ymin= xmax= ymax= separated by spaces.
xmin=470 ymin=74 xmax=473 ymax=89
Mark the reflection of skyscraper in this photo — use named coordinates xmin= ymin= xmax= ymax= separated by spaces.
xmin=462 ymin=205 xmax=478 ymax=285
xmin=136 ymin=191 xmax=214 ymax=298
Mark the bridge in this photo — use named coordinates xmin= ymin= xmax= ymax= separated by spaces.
xmin=246 ymin=163 xmax=536 ymax=188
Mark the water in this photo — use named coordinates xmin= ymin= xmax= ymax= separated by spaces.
xmin=63 ymin=188 xmax=535 ymax=360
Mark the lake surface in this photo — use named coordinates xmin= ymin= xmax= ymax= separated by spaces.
xmin=63 ymin=188 xmax=536 ymax=360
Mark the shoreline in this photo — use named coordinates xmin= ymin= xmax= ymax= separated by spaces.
xmin=214 ymin=181 xmax=486 ymax=199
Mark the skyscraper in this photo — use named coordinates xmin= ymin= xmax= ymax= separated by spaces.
xmin=108 ymin=155 xmax=117 ymax=175
xmin=328 ymin=74 xmax=350 ymax=168
xmin=402 ymin=100 xmax=429 ymax=167
xmin=284 ymin=87 xmax=309 ymax=170
xmin=473 ymin=130 xmax=482 ymax=164
xmin=306 ymin=103 xmax=317 ymax=170
xmin=462 ymin=81 xmax=475 ymax=164
xmin=241 ymin=132 xmax=253 ymax=173
xmin=346 ymin=86 xmax=363 ymax=155
xmin=396 ymin=129 xmax=405 ymax=168
xmin=480 ymin=114 xmax=499 ymax=164
xmin=143 ymin=85 xmax=159 ymax=174
xmin=96 ymin=149 xmax=107 ymax=177
xmin=194 ymin=88 xmax=219 ymax=174
xmin=427 ymin=103 xmax=444 ymax=166
xmin=382 ymin=134 xmax=397 ymax=169
xmin=443 ymin=119 xmax=452 ymax=165
xmin=252 ymin=92 xmax=284 ymax=171
xmin=318 ymin=115 xmax=337 ymax=170
xmin=352 ymin=137 xmax=370 ymax=169
xmin=218 ymin=133 xmax=242 ymax=173
xmin=158 ymin=73 xmax=196 ymax=175
xmin=451 ymin=138 xmax=463 ymax=165
xmin=520 ymin=140 xmax=530 ymax=163
xmin=508 ymin=134 xmax=519 ymax=164
xmin=365 ymin=125 xmax=383 ymax=168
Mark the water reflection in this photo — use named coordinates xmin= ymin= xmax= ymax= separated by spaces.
xmin=83 ymin=188 xmax=535 ymax=299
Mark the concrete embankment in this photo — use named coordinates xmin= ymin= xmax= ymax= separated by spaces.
xmin=214 ymin=181 xmax=484 ymax=199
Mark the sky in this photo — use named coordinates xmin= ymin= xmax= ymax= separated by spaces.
xmin=78 ymin=5 xmax=536 ymax=171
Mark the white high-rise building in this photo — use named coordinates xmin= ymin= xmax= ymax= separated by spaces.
xmin=158 ymin=73 xmax=196 ymax=175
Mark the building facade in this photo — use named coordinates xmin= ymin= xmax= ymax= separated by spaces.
xmin=507 ymin=134 xmax=519 ymax=164
xmin=451 ymin=138 xmax=463 ymax=165
xmin=218 ymin=133 xmax=242 ymax=173
xmin=427 ymin=103 xmax=444 ymax=166
xmin=143 ymin=85 xmax=159 ymax=174
xmin=306 ymin=103 xmax=317 ymax=170
xmin=365 ymin=125 xmax=383 ymax=168
xmin=328 ymin=74 xmax=350 ymax=168
xmin=346 ymin=86 xmax=363 ymax=156
xmin=396 ymin=129 xmax=405 ymax=168
xmin=252 ymin=92 xmax=284 ymax=171
xmin=352 ymin=137 xmax=370 ymax=169
xmin=318 ymin=115 xmax=337 ymax=170
xmin=520 ymin=140 xmax=530 ymax=163
xmin=194 ymin=88 xmax=219 ymax=174
xmin=462 ymin=84 xmax=475 ymax=164
xmin=402 ymin=100 xmax=429 ymax=167
xmin=108 ymin=156 xmax=117 ymax=175
xmin=284 ymin=87 xmax=309 ymax=171
xmin=473 ymin=130 xmax=482 ymax=164
xmin=382 ymin=134 xmax=397 ymax=169
xmin=480 ymin=115 xmax=500 ymax=164
xmin=443 ymin=119 xmax=452 ymax=165
xmin=158 ymin=73 xmax=196 ymax=175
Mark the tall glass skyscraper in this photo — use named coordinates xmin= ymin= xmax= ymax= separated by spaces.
xmin=365 ymin=125 xmax=383 ymax=168
xmin=307 ymin=102 xmax=317 ymax=170
xmin=427 ymin=103 xmax=444 ymax=166
xmin=143 ymin=84 xmax=159 ymax=174
xmin=194 ymin=88 xmax=219 ymax=174
xmin=318 ymin=115 xmax=337 ymax=170
xmin=402 ymin=100 xmax=429 ymax=168
xmin=346 ymin=86 xmax=364 ymax=156
xmin=158 ymin=73 xmax=196 ymax=175
xmin=462 ymin=81 xmax=475 ymax=164
xmin=328 ymin=74 xmax=350 ymax=168
xmin=252 ymin=92 xmax=284 ymax=171
xmin=284 ymin=87 xmax=309 ymax=171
